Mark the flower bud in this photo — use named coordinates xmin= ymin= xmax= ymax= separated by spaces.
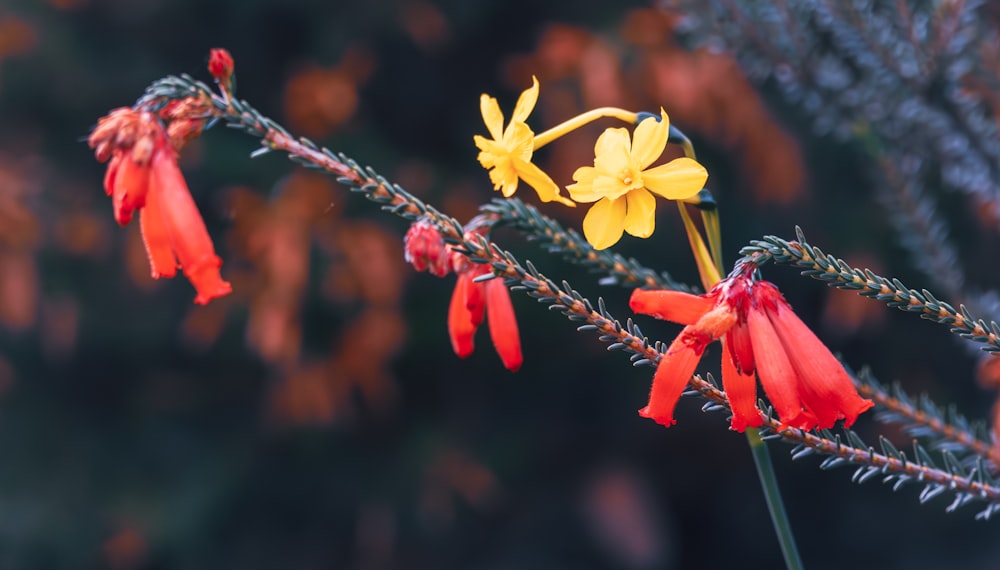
xmin=404 ymin=219 xmax=454 ymax=277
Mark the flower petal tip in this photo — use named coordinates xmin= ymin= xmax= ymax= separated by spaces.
xmin=192 ymin=279 xmax=233 ymax=305
xmin=638 ymin=406 xmax=676 ymax=427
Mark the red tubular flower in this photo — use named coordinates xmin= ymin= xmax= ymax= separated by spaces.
xmin=749 ymin=281 xmax=873 ymax=430
xmin=404 ymin=219 xmax=522 ymax=371
xmin=89 ymin=108 xmax=232 ymax=305
xmin=448 ymin=263 xmax=522 ymax=372
xmin=630 ymin=274 xmax=872 ymax=431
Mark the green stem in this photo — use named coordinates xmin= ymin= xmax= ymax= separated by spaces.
xmin=746 ymin=427 xmax=804 ymax=570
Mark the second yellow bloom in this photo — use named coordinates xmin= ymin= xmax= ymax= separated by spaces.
xmin=567 ymin=110 xmax=708 ymax=250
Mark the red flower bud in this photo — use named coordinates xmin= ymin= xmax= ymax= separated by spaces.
xmin=404 ymin=219 xmax=455 ymax=278
xmin=208 ymin=48 xmax=234 ymax=83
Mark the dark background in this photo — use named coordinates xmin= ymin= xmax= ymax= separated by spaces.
xmin=0 ymin=0 xmax=998 ymax=568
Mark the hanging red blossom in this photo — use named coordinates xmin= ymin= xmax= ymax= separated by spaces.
xmin=448 ymin=261 xmax=522 ymax=372
xmin=403 ymin=219 xmax=522 ymax=371
xmin=88 ymin=107 xmax=231 ymax=305
xmin=630 ymin=273 xmax=873 ymax=431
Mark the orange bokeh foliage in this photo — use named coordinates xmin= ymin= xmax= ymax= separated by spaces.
xmin=0 ymin=156 xmax=41 ymax=331
xmin=0 ymin=15 xmax=36 ymax=61
xmin=266 ymin=307 xmax=405 ymax=428
xmin=419 ymin=448 xmax=500 ymax=528
xmin=398 ymin=0 xmax=450 ymax=52
xmin=48 ymin=0 xmax=89 ymax=10
xmin=102 ymin=522 xmax=147 ymax=570
xmin=227 ymin=171 xmax=338 ymax=364
xmin=820 ymin=254 xmax=887 ymax=337
xmin=581 ymin=466 xmax=667 ymax=568
xmin=219 ymin=170 xmax=408 ymax=427
xmin=283 ymin=47 xmax=377 ymax=141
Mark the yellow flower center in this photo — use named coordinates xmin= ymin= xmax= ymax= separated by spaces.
xmin=620 ymin=168 xmax=641 ymax=191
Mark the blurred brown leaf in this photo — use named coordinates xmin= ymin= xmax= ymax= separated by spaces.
xmin=0 ymin=15 xmax=37 ymax=60
xmin=623 ymin=7 xmax=806 ymax=204
xmin=227 ymin=173 xmax=337 ymax=363
xmin=102 ymin=522 xmax=147 ymax=570
xmin=419 ymin=449 xmax=500 ymax=529
xmin=268 ymin=359 xmax=341 ymax=427
xmin=821 ymin=254 xmax=887 ymax=337
xmin=581 ymin=465 xmax=672 ymax=569
xmin=267 ymin=307 xmax=404 ymax=427
xmin=283 ymin=47 xmax=376 ymax=140
xmin=398 ymin=0 xmax=450 ymax=52
xmin=320 ymin=219 xmax=405 ymax=306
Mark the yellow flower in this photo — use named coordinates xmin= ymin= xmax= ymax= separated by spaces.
xmin=567 ymin=110 xmax=708 ymax=250
xmin=474 ymin=77 xmax=574 ymax=207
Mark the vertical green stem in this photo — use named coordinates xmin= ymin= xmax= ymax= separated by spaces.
xmin=746 ymin=427 xmax=804 ymax=570
xmin=673 ymin=124 xmax=801 ymax=568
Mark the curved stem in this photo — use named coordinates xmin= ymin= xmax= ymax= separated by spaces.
xmin=746 ymin=427 xmax=805 ymax=570
xmin=532 ymin=107 xmax=638 ymax=149
xmin=672 ymin=127 xmax=725 ymax=278
xmin=676 ymin=203 xmax=720 ymax=291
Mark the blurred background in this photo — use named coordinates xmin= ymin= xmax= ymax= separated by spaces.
xmin=2 ymin=0 xmax=1000 ymax=568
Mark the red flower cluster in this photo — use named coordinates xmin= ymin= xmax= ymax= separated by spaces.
xmin=403 ymin=219 xmax=522 ymax=371
xmin=403 ymin=219 xmax=454 ymax=278
xmin=630 ymin=273 xmax=873 ymax=431
xmin=88 ymin=107 xmax=231 ymax=305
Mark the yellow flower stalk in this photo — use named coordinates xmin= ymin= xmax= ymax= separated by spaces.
xmin=474 ymin=77 xmax=574 ymax=207
xmin=566 ymin=110 xmax=708 ymax=250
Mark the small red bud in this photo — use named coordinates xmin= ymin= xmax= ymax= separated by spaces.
xmin=208 ymin=48 xmax=235 ymax=83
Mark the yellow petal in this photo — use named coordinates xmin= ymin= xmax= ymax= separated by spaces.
xmin=583 ymin=197 xmax=626 ymax=250
xmin=631 ymin=110 xmax=669 ymax=169
xmin=623 ymin=189 xmax=656 ymax=238
xmin=591 ymin=173 xmax=629 ymax=201
xmin=570 ymin=165 xmax=597 ymax=185
xmin=514 ymin=157 xmax=574 ymax=206
xmin=511 ymin=76 xmax=539 ymax=124
xmin=506 ymin=121 xmax=537 ymax=160
xmin=480 ymin=94 xmax=504 ymax=141
xmin=488 ymin=159 xmax=519 ymax=196
xmin=567 ymin=167 xmax=603 ymax=203
xmin=592 ymin=128 xmax=631 ymax=175
xmin=474 ymin=136 xmax=499 ymax=168
xmin=642 ymin=157 xmax=708 ymax=200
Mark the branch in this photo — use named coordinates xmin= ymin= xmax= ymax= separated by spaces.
xmin=740 ymin=226 xmax=1000 ymax=354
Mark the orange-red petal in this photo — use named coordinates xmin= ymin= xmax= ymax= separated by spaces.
xmin=111 ymin=154 xmax=150 ymax=226
xmin=148 ymin=147 xmax=231 ymax=303
xmin=463 ymin=270 xmax=487 ymax=329
xmin=629 ymin=288 xmax=714 ymax=325
xmin=485 ymin=278 xmax=522 ymax=372
xmin=721 ymin=337 xmax=762 ymax=431
xmin=747 ymin=304 xmax=811 ymax=429
xmin=763 ymin=292 xmax=873 ymax=428
xmin=725 ymin=320 xmax=755 ymax=375
xmin=448 ymin=272 xmax=480 ymax=358
xmin=185 ymin=254 xmax=232 ymax=305
xmin=639 ymin=332 xmax=703 ymax=427
xmin=139 ymin=187 xmax=178 ymax=279
xmin=103 ymin=151 xmax=123 ymax=197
